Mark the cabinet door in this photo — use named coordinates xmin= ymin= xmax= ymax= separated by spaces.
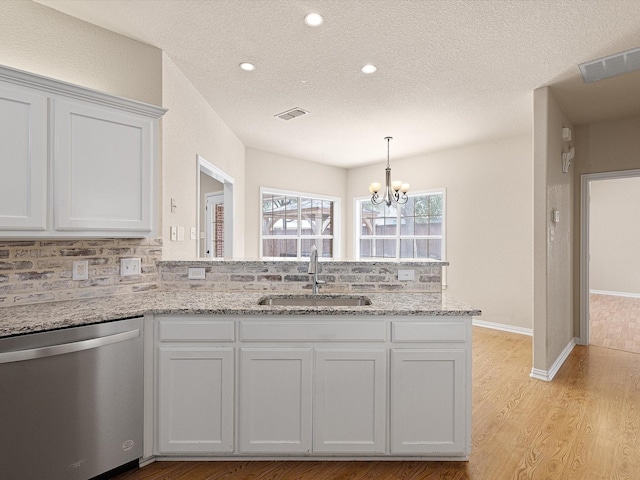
xmin=390 ymin=349 xmax=467 ymax=455
xmin=314 ymin=349 xmax=386 ymax=453
xmin=239 ymin=348 xmax=312 ymax=453
xmin=53 ymin=99 xmax=153 ymax=233
xmin=0 ymin=83 xmax=47 ymax=230
xmin=157 ymin=347 xmax=234 ymax=453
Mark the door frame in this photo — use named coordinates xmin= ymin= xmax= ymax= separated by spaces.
xmin=579 ymin=168 xmax=640 ymax=345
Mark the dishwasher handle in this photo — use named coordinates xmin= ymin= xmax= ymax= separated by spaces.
xmin=0 ymin=329 xmax=140 ymax=364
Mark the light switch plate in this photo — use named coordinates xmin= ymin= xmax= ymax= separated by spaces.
xmin=121 ymin=257 xmax=141 ymax=276
xmin=188 ymin=267 xmax=206 ymax=280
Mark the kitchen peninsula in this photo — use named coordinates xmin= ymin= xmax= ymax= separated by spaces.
xmin=0 ymin=286 xmax=480 ymax=462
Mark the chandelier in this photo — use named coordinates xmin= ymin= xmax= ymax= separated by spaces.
xmin=369 ymin=137 xmax=409 ymax=206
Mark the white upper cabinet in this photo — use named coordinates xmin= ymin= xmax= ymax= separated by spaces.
xmin=0 ymin=65 xmax=166 ymax=238
xmin=53 ymin=99 xmax=153 ymax=233
xmin=0 ymin=83 xmax=47 ymax=231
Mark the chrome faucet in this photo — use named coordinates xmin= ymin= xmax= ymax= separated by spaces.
xmin=307 ymin=245 xmax=325 ymax=294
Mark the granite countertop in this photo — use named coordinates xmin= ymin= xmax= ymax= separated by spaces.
xmin=0 ymin=291 xmax=481 ymax=338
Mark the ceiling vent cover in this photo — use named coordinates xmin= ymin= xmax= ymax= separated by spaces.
xmin=579 ymin=46 xmax=640 ymax=83
xmin=275 ymin=107 xmax=309 ymax=121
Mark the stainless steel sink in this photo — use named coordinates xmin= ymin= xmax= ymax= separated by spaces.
xmin=257 ymin=295 xmax=372 ymax=307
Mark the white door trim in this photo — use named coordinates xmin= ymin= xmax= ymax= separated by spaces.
xmin=580 ymin=168 xmax=640 ymax=345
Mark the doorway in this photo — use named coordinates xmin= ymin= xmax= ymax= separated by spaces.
xmin=196 ymin=155 xmax=234 ymax=258
xmin=580 ymin=170 xmax=640 ymax=353
xmin=205 ymin=192 xmax=224 ymax=258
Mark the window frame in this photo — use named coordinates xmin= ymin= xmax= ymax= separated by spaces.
xmin=260 ymin=187 xmax=341 ymax=260
xmin=354 ymin=188 xmax=446 ymax=262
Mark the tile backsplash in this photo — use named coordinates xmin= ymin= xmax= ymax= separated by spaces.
xmin=160 ymin=260 xmax=443 ymax=293
xmin=0 ymin=238 xmax=444 ymax=308
xmin=0 ymin=238 xmax=162 ymax=307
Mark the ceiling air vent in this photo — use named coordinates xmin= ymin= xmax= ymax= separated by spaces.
xmin=579 ymin=46 xmax=640 ymax=83
xmin=275 ymin=107 xmax=309 ymax=121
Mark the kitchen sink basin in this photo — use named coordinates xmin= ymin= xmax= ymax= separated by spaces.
xmin=257 ymin=295 xmax=372 ymax=307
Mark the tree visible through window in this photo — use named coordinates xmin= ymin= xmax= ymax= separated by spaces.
xmin=357 ymin=191 xmax=444 ymax=260
xmin=261 ymin=189 xmax=338 ymax=259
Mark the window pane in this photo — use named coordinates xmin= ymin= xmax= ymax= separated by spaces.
xmin=360 ymin=239 xmax=373 ymax=258
xmin=374 ymin=239 xmax=396 ymax=258
xmin=284 ymin=196 xmax=298 ymax=235
xmin=323 ymin=201 xmax=333 ymax=235
xmin=427 ymin=239 xmax=442 ymax=260
xmin=263 ymin=239 xmax=297 ymax=258
xmin=399 ymin=239 xmax=414 ymax=258
xmin=400 ymin=239 xmax=430 ymax=259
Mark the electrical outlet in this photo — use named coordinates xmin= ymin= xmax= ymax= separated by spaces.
xmin=72 ymin=260 xmax=89 ymax=281
xmin=121 ymin=257 xmax=141 ymax=276
xmin=188 ymin=267 xmax=206 ymax=280
xmin=398 ymin=269 xmax=415 ymax=281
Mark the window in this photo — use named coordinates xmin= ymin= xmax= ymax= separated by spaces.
xmin=261 ymin=188 xmax=339 ymax=259
xmin=356 ymin=190 xmax=445 ymax=260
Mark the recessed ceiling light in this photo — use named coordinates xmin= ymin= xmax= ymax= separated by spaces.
xmin=239 ymin=62 xmax=255 ymax=71
xmin=361 ymin=64 xmax=377 ymax=74
xmin=304 ymin=13 xmax=324 ymax=26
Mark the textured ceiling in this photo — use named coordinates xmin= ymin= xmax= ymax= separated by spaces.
xmin=35 ymin=0 xmax=640 ymax=167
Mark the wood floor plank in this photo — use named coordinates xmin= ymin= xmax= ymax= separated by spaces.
xmin=113 ymin=327 xmax=640 ymax=480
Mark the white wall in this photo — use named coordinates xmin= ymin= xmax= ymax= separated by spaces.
xmin=244 ymin=148 xmax=347 ymax=260
xmin=347 ymin=136 xmax=533 ymax=330
xmin=162 ymin=54 xmax=245 ymax=259
xmin=0 ymin=1 xmax=161 ymax=106
xmin=589 ymin=178 xmax=640 ymax=295
xmin=532 ymin=87 xmax=574 ymax=374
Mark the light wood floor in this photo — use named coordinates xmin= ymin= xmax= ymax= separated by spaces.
xmin=113 ymin=327 xmax=640 ymax=480
xmin=590 ymin=293 xmax=640 ymax=354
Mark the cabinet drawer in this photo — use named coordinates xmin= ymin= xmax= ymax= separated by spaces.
xmin=392 ymin=321 xmax=467 ymax=343
xmin=240 ymin=321 xmax=386 ymax=342
xmin=159 ymin=320 xmax=235 ymax=342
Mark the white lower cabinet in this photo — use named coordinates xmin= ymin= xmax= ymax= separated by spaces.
xmin=153 ymin=315 xmax=471 ymax=459
xmin=313 ymin=349 xmax=386 ymax=453
xmin=157 ymin=347 xmax=234 ymax=453
xmin=390 ymin=348 xmax=467 ymax=455
xmin=239 ymin=348 xmax=313 ymax=453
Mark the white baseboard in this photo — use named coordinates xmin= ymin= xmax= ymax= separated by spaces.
xmin=139 ymin=456 xmax=156 ymax=467
xmin=530 ymin=337 xmax=576 ymax=382
xmin=472 ymin=318 xmax=532 ymax=336
xmin=590 ymin=289 xmax=640 ymax=299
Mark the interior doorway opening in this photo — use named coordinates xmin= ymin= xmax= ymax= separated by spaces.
xmin=196 ymin=155 xmax=234 ymax=259
xmin=580 ymin=169 xmax=640 ymax=353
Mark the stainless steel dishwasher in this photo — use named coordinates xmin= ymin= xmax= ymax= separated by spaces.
xmin=0 ymin=317 xmax=143 ymax=480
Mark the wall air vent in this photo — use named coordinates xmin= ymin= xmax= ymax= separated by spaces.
xmin=275 ymin=107 xmax=309 ymax=120
xmin=579 ymin=46 xmax=640 ymax=83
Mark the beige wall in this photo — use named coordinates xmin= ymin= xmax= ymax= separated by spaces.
xmin=244 ymin=148 xmax=347 ymax=260
xmin=572 ymin=115 xmax=640 ymax=330
xmin=533 ymin=87 xmax=574 ymax=373
xmin=162 ymin=54 xmax=245 ymax=259
xmin=589 ymin=177 xmax=640 ymax=295
xmin=0 ymin=1 xmax=161 ymax=106
xmin=347 ymin=136 xmax=533 ymax=330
